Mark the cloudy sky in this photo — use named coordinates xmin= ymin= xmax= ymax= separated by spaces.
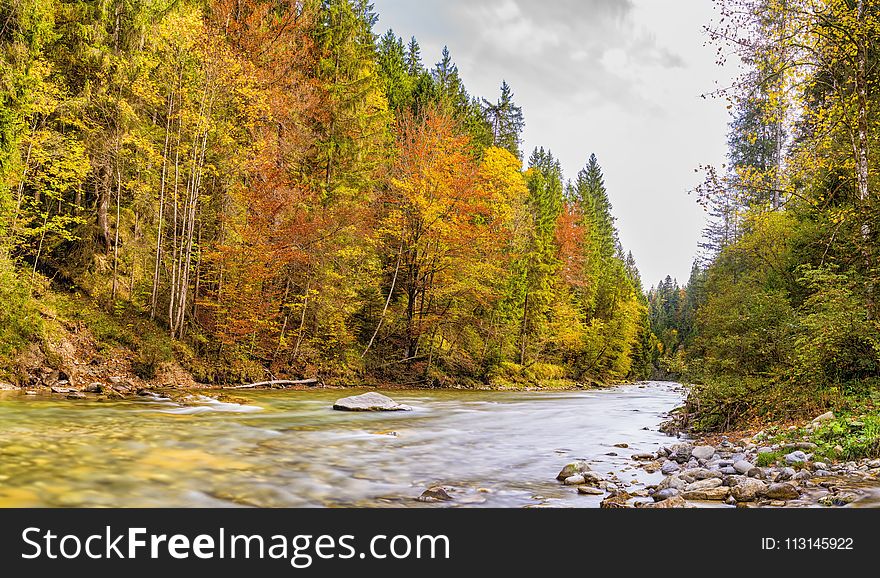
xmin=372 ymin=0 xmax=740 ymax=288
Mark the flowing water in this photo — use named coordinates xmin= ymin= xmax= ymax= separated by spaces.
xmin=0 ymin=382 xmax=687 ymax=508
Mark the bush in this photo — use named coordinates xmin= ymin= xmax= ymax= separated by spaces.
xmin=812 ymin=414 xmax=880 ymax=461
xmin=0 ymin=256 xmax=41 ymax=367
xmin=685 ymin=375 xmax=834 ymax=432
xmin=132 ymin=336 xmax=175 ymax=379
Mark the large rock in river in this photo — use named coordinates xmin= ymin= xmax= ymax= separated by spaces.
xmin=332 ymin=392 xmax=412 ymax=412
xmin=556 ymin=460 xmax=592 ymax=481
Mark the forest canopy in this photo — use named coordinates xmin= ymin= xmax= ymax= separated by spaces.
xmin=0 ymin=0 xmax=651 ymax=388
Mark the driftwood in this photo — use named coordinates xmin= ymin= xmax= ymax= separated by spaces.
xmin=225 ymin=378 xmax=323 ymax=390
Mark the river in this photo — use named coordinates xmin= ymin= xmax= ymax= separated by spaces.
xmin=0 ymin=382 xmax=686 ymax=507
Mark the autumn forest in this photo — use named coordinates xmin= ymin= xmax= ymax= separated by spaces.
xmin=0 ymin=0 xmax=651 ymax=389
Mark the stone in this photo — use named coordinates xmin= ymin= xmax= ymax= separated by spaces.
xmin=691 ymin=446 xmax=716 ymax=461
xmin=733 ymin=460 xmax=753 ymax=474
xmin=631 ymin=453 xmax=654 ymax=461
xmin=614 ymin=443 xmax=629 ymax=448
xmin=669 ymin=443 xmax=694 ymax=463
xmin=333 ymin=392 xmax=412 ymax=412
xmin=652 ymin=488 xmax=682 ymax=502
xmin=812 ymin=411 xmax=835 ymax=423
xmin=757 ymin=447 xmax=774 ymax=454
xmin=600 ymin=493 xmax=633 ymax=508
xmin=731 ymin=478 xmax=768 ymax=502
xmin=641 ymin=461 xmax=662 ymax=473
xmin=577 ymin=486 xmax=604 ymax=495
xmin=656 ymin=476 xmax=686 ymax=492
xmin=417 ymin=486 xmax=453 ymax=502
xmin=769 ymin=500 xmax=787 ymax=507
xmin=720 ymin=467 xmax=737 ymax=475
xmin=661 ymin=461 xmax=680 ymax=475
xmin=784 ymin=451 xmax=808 ymax=464
xmin=581 ymin=471 xmax=604 ymax=484
xmin=833 ymin=445 xmax=844 ymax=454
xmin=639 ymin=495 xmax=688 ymax=508
xmin=684 ymin=478 xmax=723 ymax=492
xmin=776 ymin=467 xmax=796 ymax=481
xmin=0 ymin=382 xmax=17 ymax=391
xmin=793 ymin=470 xmax=812 ymax=481
xmin=564 ymin=475 xmax=586 ymax=486
xmin=66 ymin=392 xmax=86 ymax=400
xmin=682 ymin=486 xmax=730 ymax=501
xmin=814 ymin=470 xmax=833 ymax=477
xmin=819 ymin=492 xmax=857 ymax=507
xmin=765 ymin=482 xmax=800 ymax=500
xmin=556 ymin=460 xmax=592 ymax=481
xmin=813 ymin=462 xmax=829 ymax=471
xmin=747 ymin=467 xmax=763 ymax=478
xmin=84 ymin=382 xmax=103 ymax=393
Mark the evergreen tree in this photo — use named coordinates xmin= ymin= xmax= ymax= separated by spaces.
xmin=481 ymin=80 xmax=525 ymax=160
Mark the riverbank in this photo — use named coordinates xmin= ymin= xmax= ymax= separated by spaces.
xmin=552 ymin=405 xmax=880 ymax=508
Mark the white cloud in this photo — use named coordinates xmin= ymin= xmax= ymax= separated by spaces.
xmin=374 ymin=0 xmax=739 ymax=286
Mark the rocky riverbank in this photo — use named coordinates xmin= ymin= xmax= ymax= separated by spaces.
xmin=554 ymin=411 xmax=880 ymax=508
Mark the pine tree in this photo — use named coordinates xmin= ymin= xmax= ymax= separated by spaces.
xmin=481 ymin=81 xmax=525 ymax=160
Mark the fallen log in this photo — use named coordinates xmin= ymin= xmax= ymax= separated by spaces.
xmin=224 ymin=378 xmax=323 ymax=390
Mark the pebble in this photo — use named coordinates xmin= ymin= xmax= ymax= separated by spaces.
xmin=577 ymin=486 xmax=604 ymax=495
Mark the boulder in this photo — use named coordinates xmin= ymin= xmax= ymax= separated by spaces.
xmin=333 ymin=392 xmax=413 ymax=412
xmin=683 ymin=486 xmax=730 ymax=501
xmin=731 ymin=478 xmax=768 ymax=502
xmin=417 ymin=486 xmax=453 ymax=502
xmin=639 ymin=495 xmax=688 ymax=508
xmin=775 ymin=467 xmax=796 ymax=482
xmin=684 ymin=478 xmax=722 ymax=492
xmin=819 ymin=492 xmax=857 ymax=507
xmin=556 ymin=460 xmax=592 ymax=481
xmin=784 ymin=451 xmax=808 ymax=465
xmin=669 ymin=443 xmax=694 ymax=463
xmin=656 ymin=475 xmax=687 ymax=492
xmin=652 ymin=488 xmax=682 ymax=502
xmin=766 ymin=482 xmax=800 ymax=500
xmin=691 ymin=446 xmax=716 ymax=461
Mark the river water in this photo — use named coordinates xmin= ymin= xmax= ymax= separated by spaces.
xmin=0 ymin=382 xmax=686 ymax=507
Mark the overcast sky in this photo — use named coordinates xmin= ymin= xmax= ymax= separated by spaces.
xmin=372 ymin=0 xmax=740 ymax=288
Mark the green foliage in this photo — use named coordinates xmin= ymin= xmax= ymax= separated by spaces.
xmin=812 ymin=414 xmax=880 ymax=461
xmin=0 ymin=256 xmax=41 ymax=367
xmin=755 ymin=449 xmax=786 ymax=467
